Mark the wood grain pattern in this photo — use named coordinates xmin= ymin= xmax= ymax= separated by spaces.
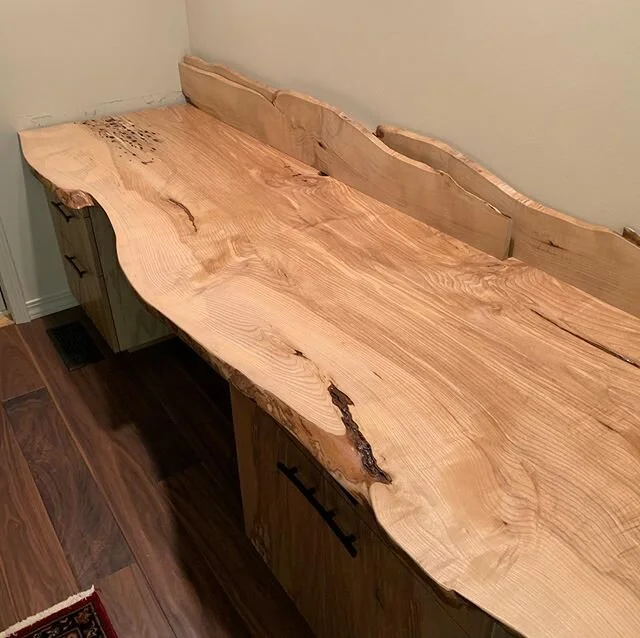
xmin=165 ymin=464 xmax=314 ymax=637
xmin=74 ymin=357 xmax=200 ymax=480
xmin=18 ymin=311 xmax=308 ymax=637
xmin=377 ymin=125 xmax=640 ymax=318
xmin=130 ymin=342 xmax=239 ymax=494
xmin=4 ymin=387 xmax=133 ymax=587
xmin=0 ymin=407 xmax=77 ymax=629
xmin=233 ymin=387 xmax=494 ymax=638
xmin=60 ymin=364 xmax=247 ymax=634
xmin=19 ymin=94 xmax=640 ymax=637
xmin=97 ymin=565 xmax=174 ymax=638
xmin=166 ymin=337 xmax=232 ymax=421
xmin=184 ymin=55 xmax=277 ymax=100
xmin=179 ymin=59 xmax=512 ymax=258
xmin=17 ymin=315 xmax=245 ymax=637
xmin=0 ymin=324 xmax=43 ymax=402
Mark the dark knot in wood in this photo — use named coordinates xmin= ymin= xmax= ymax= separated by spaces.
xmin=328 ymin=383 xmax=392 ymax=484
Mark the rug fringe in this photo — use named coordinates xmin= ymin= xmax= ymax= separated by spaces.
xmin=0 ymin=587 xmax=95 ymax=638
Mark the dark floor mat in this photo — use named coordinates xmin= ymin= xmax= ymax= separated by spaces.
xmin=47 ymin=321 xmax=105 ymax=370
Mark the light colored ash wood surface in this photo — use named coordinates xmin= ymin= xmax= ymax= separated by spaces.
xmin=19 ymin=98 xmax=640 ymax=638
xmin=183 ymin=55 xmax=277 ymax=101
xmin=232 ymin=387 xmax=495 ymax=637
xmin=179 ymin=58 xmax=512 ymax=260
xmin=377 ymin=125 xmax=640 ymax=319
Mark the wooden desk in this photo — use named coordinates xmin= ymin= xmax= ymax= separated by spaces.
xmin=19 ymin=58 xmax=640 ymax=638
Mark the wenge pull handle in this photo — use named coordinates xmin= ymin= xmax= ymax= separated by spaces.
xmin=64 ymin=254 xmax=87 ymax=278
xmin=277 ymin=461 xmax=358 ymax=557
xmin=53 ymin=201 xmax=74 ymax=222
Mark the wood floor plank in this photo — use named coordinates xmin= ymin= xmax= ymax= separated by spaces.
xmin=74 ymin=355 xmax=199 ymax=481
xmin=0 ymin=325 xmax=43 ymax=402
xmin=128 ymin=341 xmax=239 ymax=501
xmin=97 ymin=564 xmax=175 ymax=638
xmin=167 ymin=339 xmax=233 ymax=421
xmin=0 ymin=407 xmax=77 ymax=630
xmin=165 ymin=464 xmax=313 ymax=637
xmin=18 ymin=316 xmax=249 ymax=637
xmin=4 ymin=387 xmax=133 ymax=588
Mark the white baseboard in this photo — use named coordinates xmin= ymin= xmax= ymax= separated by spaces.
xmin=26 ymin=289 xmax=78 ymax=320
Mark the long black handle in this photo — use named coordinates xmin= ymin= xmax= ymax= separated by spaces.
xmin=53 ymin=201 xmax=74 ymax=222
xmin=277 ymin=461 xmax=358 ymax=557
xmin=64 ymin=254 xmax=87 ymax=278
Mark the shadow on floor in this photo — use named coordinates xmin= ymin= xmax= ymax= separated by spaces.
xmin=18 ymin=307 xmax=312 ymax=637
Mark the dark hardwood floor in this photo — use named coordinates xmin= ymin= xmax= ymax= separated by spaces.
xmin=0 ymin=309 xmax=312 ymax=637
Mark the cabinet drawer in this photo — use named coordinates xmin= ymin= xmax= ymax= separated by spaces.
xmin=60 ymin=239 xmax=118 ymax=349
xmin=233 ymin=389 xmax=493 ymax=638
xmin=48 ymin=199 xmax=102 ymax=277
xmin=48 ymin=198 xmax=119 ymax=349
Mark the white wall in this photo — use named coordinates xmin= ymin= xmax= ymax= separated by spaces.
xmin=185 ymin=0 xmax=640 ymax=231
xmin=4 ymin=1 xmax=636 ymax=316
xmin=0 ymin=0 xmax=189 ymax=314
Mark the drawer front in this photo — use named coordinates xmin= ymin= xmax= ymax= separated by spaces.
xmin=233 ymin=389 xmax=493 ymax=638
xmin=48 ymin=198 xmax=119 ymax=350
xmin=48 ymin=200 xmax=102 ymax=277
xmin=60 ymin=241 xmax=118 ymax=350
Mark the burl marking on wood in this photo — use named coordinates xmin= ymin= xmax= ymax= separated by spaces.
xmin=83 ymin=117 xmax=161 ymax=162
xmin=328 ymin=383 xmax=392 ymax=484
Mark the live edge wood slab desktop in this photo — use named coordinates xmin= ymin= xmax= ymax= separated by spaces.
xmin=19 ymin=56 xmax=640 ymax=638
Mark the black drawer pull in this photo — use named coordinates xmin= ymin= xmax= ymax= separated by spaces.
xmin=277 ymin=461 xmax=358 ymax=557
xmin=64 ymin=254 xmax=87 ymax=278
xmin=53 ymin=201 xmax=74 ymax=222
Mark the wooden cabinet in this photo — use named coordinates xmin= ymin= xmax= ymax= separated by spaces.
xmin=232 ymin=388 xmax=497 ymax=638
xmin=46 ymin=196 xmax=169 ymax=351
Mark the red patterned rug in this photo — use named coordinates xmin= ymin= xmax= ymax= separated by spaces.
xmin=0 ymin=588 xmax=117 ymax=638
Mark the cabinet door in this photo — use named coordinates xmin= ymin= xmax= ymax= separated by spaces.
xmin=232 ymin=389 xmax=493 ymax=638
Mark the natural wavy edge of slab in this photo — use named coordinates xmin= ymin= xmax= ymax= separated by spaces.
xmin=183 ymin=54 xmax=277 ymax=100
xmin=623 ymin=226 xmax=640 ymax=248
xmin=376 ymin=124 xmax=640 ymax=319
xmin=28 ymin=165 xmax=94 ymax=209
xmin=179 ymin=56 xmax=513 ymax=260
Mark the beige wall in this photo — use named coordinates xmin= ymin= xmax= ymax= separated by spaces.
xmin=185 ymin=0 xmax=640 ymax=231
xmin=1 ymin=0 xmax=189 ymax=312
xmin=4 ymin=1 xmax=636 ymax=315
